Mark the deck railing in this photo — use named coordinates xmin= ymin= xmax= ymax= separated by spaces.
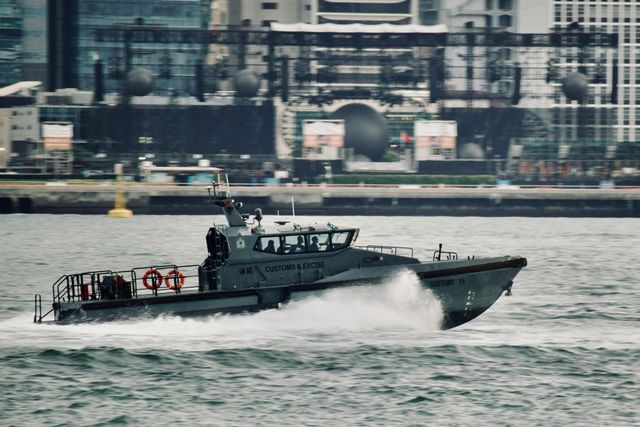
xmin=432 ymin=243 xmax=458 ymax=261
xmin=50 ymin=264 xmax=201 ymax=307
xmin=353 ymin=245 xmax=414 ymax=258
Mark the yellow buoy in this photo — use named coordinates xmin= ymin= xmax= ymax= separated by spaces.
xmin=108 ymin=183 xmax=133 ymax=217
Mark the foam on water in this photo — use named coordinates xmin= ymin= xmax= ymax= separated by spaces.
xmin=2 ymin=215 xmax=639 ymax=425
xmin=0 ymin=270 xmax=442 ymax=350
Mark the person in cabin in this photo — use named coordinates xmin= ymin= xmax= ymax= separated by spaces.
xmin=293 ymin=235 xmax=305 ymax=253
xmin=309 ymin=236 xmax=319 ymax=252
xmin=265 ymin=239 xmax=276 ymax=253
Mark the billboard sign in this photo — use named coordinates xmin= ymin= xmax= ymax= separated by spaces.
xmin=302 ymin=119 xmax=345 ymax=159
xmin=303 ymin=120 xmax=345 ymax=148
xmin=43 ymin=122 xmax=73 ymax=150
xmin=414 ymin=120 xmax=457 ymax=160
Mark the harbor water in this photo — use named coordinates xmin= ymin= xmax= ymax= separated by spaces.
xmin=0 ymin=215 xmax=638 ymax=425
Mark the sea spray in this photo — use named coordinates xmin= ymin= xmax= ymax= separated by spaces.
xmin=257 ymin=269 xmax=443 ymax=332
xmin=1 ymin=215 xmax=638 ymax=426
xmin=1 ymin=270 xmax=442 ymax=351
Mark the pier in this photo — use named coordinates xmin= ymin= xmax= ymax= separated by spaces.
xmin=1 ymin=183 xmax=639 ymax=217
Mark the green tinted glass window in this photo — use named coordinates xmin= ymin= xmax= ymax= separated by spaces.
xmin=284 ymin=235 xmax=306 ymax=254
xmin=330 ymin=231 xmax=352 ymax=250
xmin=308 ymin=233 xmax=330 ymax=252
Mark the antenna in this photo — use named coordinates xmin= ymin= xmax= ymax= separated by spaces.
xmin=291 ymin=196 xmax=296 ymax=226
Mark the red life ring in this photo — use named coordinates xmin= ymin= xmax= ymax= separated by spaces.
xmin=142 ymin=268 xmax=163 ymax=290
xmin=164 ymin=269 xmax=185 ymax=290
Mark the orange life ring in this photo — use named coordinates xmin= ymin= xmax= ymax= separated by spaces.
xmin=142 ymin=268 xmax=163 ymax=290
xmin=164 ymin=269 xmax=185 ymax=290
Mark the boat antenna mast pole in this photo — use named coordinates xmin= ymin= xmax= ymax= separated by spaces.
xmin=207 ymin=173 xmax=246 ymax=227
xmin=291 ymin=196 xmax=297 ymax=228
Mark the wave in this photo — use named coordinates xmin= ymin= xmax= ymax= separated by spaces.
xmin=0 ymin=270 xmax=442 ymax=351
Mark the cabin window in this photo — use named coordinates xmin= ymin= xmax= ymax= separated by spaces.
xmin=308 ymin=233 xmax=330 ymax=252
xmin=330 ymin=231 xmax=352 ymax=250
xmin=255 ymin=231 xmax=351 ymax=254
xmin=283 ymin=234 xmax=306 ymax=254
xmin=255 ymin=237 xmax=279 ymax=254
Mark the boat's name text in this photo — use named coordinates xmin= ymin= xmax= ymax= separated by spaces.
xmin=263 ymin=262 xmax=326 ymax=273
xmin=428 ymin=277 xmax=465 ymax=287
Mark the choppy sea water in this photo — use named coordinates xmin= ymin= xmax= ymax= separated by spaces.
xmin=0 ymin=214 xmax=638 ymax=426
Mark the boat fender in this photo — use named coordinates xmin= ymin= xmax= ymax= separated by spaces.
xmin=165 ymin=269 xmax=185 ymax=290
xmin=142 ymin=269 xmax=163 ymax=290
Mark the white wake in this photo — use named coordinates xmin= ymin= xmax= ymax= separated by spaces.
xmin=1 ymin=270 xmax=443 ymax=350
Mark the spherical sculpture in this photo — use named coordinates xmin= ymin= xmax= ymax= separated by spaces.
xmin=562 ymin=72 xmax=589 ymax=101
xmin=458 ymin=143 xmax=485 ymax=160
xmin=234 ymin=69 xmax=260 ymax=98
xmin=330 ymin=103 xmax=389 ymax=161
xmin=125 ymin=68 xmax=154 ymax=96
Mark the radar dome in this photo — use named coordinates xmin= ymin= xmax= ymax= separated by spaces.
xmin=330 ymin=103 xmax=389 ymax=161
xmin=125 ymin=68 xmax=154 ymax=96
xmin=234 ymin=69 xmax=260 ymax=98
xmin=562 ymin=72 xmax=588 ymax=101
xmin=459 ymin=143 xmax=485 ymax=160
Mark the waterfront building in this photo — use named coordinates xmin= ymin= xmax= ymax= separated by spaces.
xmin=551 ymin=0 xmax=638 ymax=146
xmin=0 ymin=0 xmax=23 ymax=87
xmin=0 ymin=0 xmax=48 ymax=87
xmin=0 ymin=82 xmax=42 ymax=170
xmin=48 ymin=0 xmax=211 ymax=94
xmin=312 ymin=0 xmax=416 ymax=25
xmin=207 ymin=0 xmax=229 ymax=66
xmin=21 ymin=0 xmax=48 ymax=85
xmin=226 ymin=1 xmax=312 ymax=73
xmin=417 ymin=0 xmax=541 ymax=106
xmin=229 ymin=0 xmax=312 ymax=27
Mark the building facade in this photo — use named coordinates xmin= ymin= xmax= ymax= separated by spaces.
xmin=229 ymin=0 xmax=312 ymax=28
xmin=21 ymin=0 xmax=48 ymax=84
xmin=48 ymin=0 xmax=211 ymax=95
xmin=552 ymin=0 xmax=637 ymax=145
xmin=313 ymin=0 xmax=415 ymax=25
xmin=418 ymin=0 xmax=527 ymax=102
xmin=0 ymin=0 xmax=23 ymax=87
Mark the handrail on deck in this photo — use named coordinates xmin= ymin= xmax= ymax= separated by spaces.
xmin=353 ymin=244 xmax=414 ymax=258
xmin=433 ymin=243 xmax=458 ymax=261
xmin=53 ymin=270 xmax=114 ymax=304
xmin=50 ymin=264 xmax=201 ymax=307
xmin=130 ymin=264 xmax=200 ymax=297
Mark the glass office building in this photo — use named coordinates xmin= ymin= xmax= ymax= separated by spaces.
xmin=50 ymin=0 xmax=211 ymax=95
xmin=0 ymin=0 xmax=22 ymax=87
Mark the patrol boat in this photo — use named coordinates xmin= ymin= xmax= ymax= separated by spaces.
xmin=34 ymin=177 xmax=527 ymax=329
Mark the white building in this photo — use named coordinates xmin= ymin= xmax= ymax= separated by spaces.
xmin=424 ymin=0 xmax=552 ymax=108
xmin=551 ymin=0 xmax=636 ymax=143
xmin=313 ymin=0 xmax=416 ymax=25
xmin=229 ymin=0 xmax=312 ymax=27
xmin=0 ymin=81 xmax=42 ymax=169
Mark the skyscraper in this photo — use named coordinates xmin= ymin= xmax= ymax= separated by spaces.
xmin=0 ymin=0 xmax=23 ymax=87
xmin=552 ymin=0 xmax=635 ymax=144
xmin=48 ymin=0 xmax=211 ymax=94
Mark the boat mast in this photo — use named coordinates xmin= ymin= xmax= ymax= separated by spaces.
xmin=208 ymin=174 xmax=246 ymax=227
